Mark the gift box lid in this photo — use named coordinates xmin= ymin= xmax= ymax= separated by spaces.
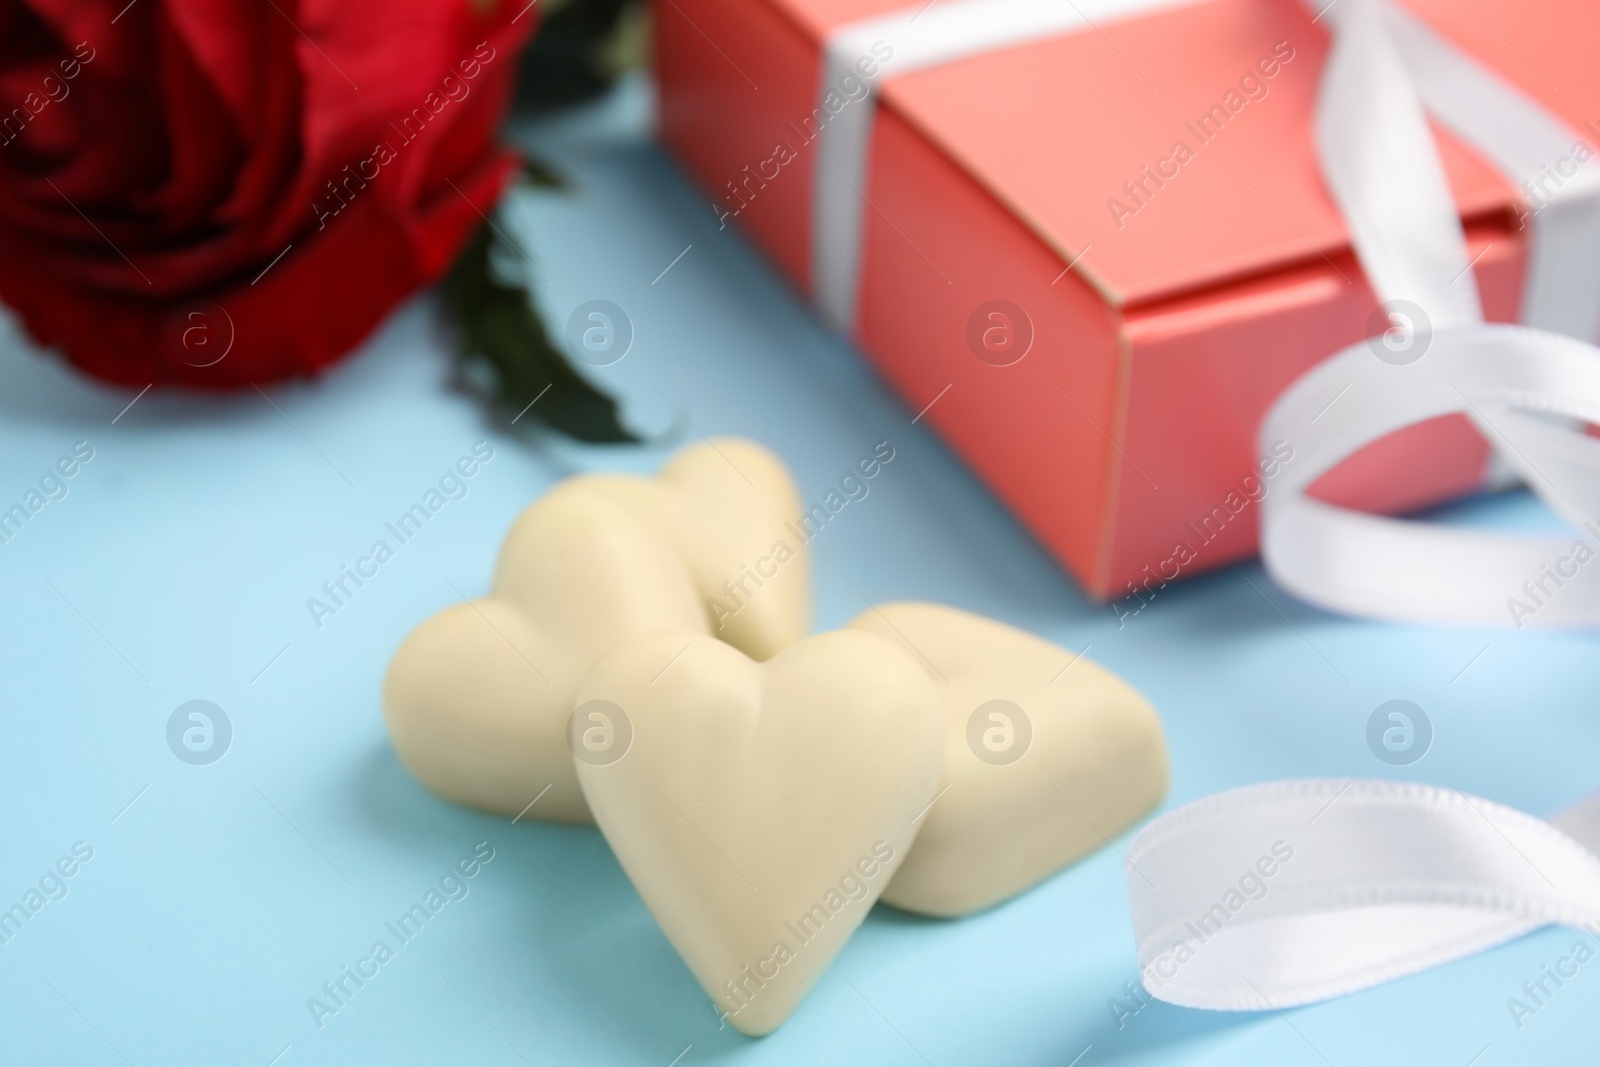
xmin=764 ymin=0 xmax=1597 ymax=309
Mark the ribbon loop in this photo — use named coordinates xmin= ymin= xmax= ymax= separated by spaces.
xmin=1127 ymin=780 xmax=1600 ymax=1010
xmin=1262 ymin=325 xmax=1600 ymax=625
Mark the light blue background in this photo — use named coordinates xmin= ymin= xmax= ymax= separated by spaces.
xmin=1 ymin=77 xmax=1596 ymax=1066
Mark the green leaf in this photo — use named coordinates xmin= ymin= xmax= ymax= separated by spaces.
xmin=444 ymin=217 xmax=639 ymax=444
xmin=512 ymin=0 xmax=641 ymax=114
xmin=514 ymin=151 xmax=568 ymax=190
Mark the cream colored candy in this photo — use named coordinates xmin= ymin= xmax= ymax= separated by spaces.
xmin=573 ymin=630 xmax=943 ymax=1035
xmin=382 ymin=484 xmax=706 ymax=823
xmin=848 ymin=602 xmax=1169 ymax=917
xmin=577 ymin=438 xmax=810 ymax=660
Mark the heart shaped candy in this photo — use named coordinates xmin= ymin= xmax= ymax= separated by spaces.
xmin=574 ymin=630 xmax=944 ymax=1035
xmin=382 ymin=484 xmax=706 ymax=823
xmin=847 ymin=603 xmax=1168 ymax=917
xmin=577 ymin=438 xmax=810 ymax=660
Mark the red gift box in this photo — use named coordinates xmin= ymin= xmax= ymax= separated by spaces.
xmin=653 ymin=0 xmax=1600 ymax=601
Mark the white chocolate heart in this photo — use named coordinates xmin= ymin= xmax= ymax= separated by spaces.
xmin=382 ymin=484 xmax=707 ymax=823
xmin=577 ymin=438 xmax=810 ymax=661
xmin=847 ymin=602 xmax=1168 ymax=917
xmin=573 ymin=630 xmax=944 ymax=1035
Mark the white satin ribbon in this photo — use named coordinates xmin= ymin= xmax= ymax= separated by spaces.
xmin=812 ymin=0 xmax=1200 ymax=332
xmin=806 ymin=0 xmax=1600 ymax=1012
xmin=1134 ymin=7 xmax=1600 ymax=1012
xmin=815 ymin=0 xmax=1600 ymax=626
xmin=1381 ymin=3 xmax=1600 ymax=342
xmin=812 ymin=0 xmax=1600 ymax=340
xmin=1261 ymin=324 xmax=1600 ymax=624
xmin=1127 ymin=780 xmax=1600 ymax=1010
xmin=1262 ymin=0 xmax=1600 ymax=626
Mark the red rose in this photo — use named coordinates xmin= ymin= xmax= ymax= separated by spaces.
xmin=0 ymin=0 xmax=535 ymax=387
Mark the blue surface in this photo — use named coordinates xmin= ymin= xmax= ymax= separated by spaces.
xmin=2 ymin=76 xmax=1598 ymax=1066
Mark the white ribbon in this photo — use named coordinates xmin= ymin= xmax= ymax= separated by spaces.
xmin=1139 ymin=0 xmax=1600 ymax=1008
xmin=812 ymin=0 xmax=1199 ymax=332
xmin=1261 ymin=324 xmax=1600 ymax=625
xmin=816 ymin=0 xmax=1600 ymax=627
xmin=1261 ymin=0 xmax=1600 ymax=627
xmin=1136 ymin=6 xmax=1600 ymax=1011
xmin=810 ymin=0 xmax=1600 ymax=1011
xmin=1126 ymin=780 xmax=1600 ymax=1010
